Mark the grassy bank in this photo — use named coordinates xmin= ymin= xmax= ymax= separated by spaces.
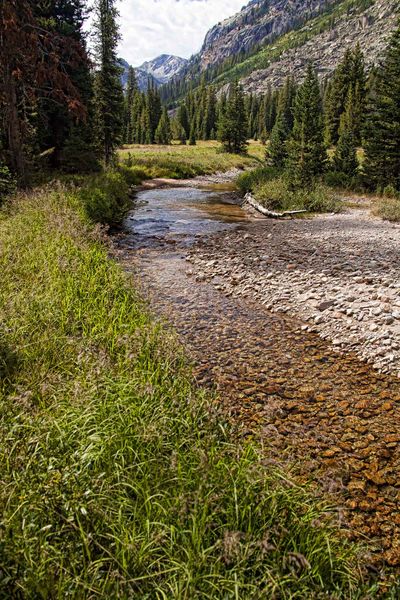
xmin=118 ymin=141 xmax=264 ymax=179
xmin=237 ymin=168 xmax=342 ymax=214
xmin=0 ymin=181 xmax=376 ymax=597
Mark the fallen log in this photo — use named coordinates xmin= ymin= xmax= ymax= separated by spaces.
xmin=244 ymin=193 xmax=308 ymax=219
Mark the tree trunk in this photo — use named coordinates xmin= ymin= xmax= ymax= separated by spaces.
xmin=5 ymin=68 xmax=28 ymax=186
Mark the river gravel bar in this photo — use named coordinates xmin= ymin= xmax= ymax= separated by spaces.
xmin=187 ymin=199 xmax=400 ymax=377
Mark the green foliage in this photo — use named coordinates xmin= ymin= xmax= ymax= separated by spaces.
xmin=333 ymin=101 xmax=359 ymax=178
xmin=119 ymin=141 xmax=264 ymax=179
xmin=375 ymin=196 xmax=400 ymax=222
xmin=93 ymin=0 xmax=124 ymax=165
xmin=154 ymin=107 xmax=172 ymax=145
xmin=265 ymin=80 xmax=297 ymax=166
xmin=324 ymin=44 xmax=366 ymax=146
xmin=218 ymin=81 xmax=248 ymax=154
xmin=287 ymin=65 xmax=327 ymax=187
xmin=0 ymin=187 xmax=367 ymax=597
xmin=254 ymin=176 xmax=341 ymax=213
xmin=77 ymin=170 xmax=131 ymax=225
xmin=117 ymin=163 xmax=152 ymax=186
xmin=189 ymin=122 xmax=197 ymax=145
xmin=324 ymin=170 xmax=361 ymax=190
xmin=61 ymin=129 xmax=102 ymax=174
xmin=236 ymin=166 xmax=280 ymax=196
xmin=0 ymin=165 xmax=17 ymax=204
xmin=364 ymin=23 xmax=400 ymax=192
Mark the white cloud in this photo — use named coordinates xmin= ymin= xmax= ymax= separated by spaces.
xmin=117 ymin=0 xmax=248 ymax=66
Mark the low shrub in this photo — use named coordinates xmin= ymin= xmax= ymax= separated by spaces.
xmin=118 ymin=163 xmax=152 ymax=186
xmin=374 ymin=196 xmax=400 ymax=222
xmin=324 ymin=170 xmax=364 ymax=192
xmin=382 ymin=185 xmax=400 ymax=200
xmin=254 ymin=177 xmax=341 ymax=213
xmin=236 ymin=166 xmax=279 ymax=196
xmin=78 ymin=170 xmax=131 ymax=225
xmin=61 ymin=134 xmax=102 ymax=174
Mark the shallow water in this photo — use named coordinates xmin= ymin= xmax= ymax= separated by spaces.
xmin=123 ymin=187 xmax=249 ymax=247
xmin=116 ymin=186 xmax=400 ymax=569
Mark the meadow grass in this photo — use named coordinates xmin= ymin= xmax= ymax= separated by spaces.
xmin=118 ymin=141 xmax=265 ymax=180
xmin=0 ymin=182 xmax=382 ymax=598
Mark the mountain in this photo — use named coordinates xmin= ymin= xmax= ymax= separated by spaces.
xmin=139 ymin=55 xmax=188 ymax=84
xmin=119 ymin=55 xmax=188 ymax=91
xmin=165 ymin=0 xmax=398 ymax=97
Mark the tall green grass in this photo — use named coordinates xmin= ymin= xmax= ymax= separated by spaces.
xmin=0 ymin=186 xmax=375 ymax=597
xmin=118 ymin=141 xmax=264 ymax=179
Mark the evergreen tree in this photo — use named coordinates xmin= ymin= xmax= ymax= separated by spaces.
xmin=124 ymin=67 xmax=138 ymax=144
xmin=203 ymin=86 xmax=217 ymax=140
xmin=155 ymin=107 xmax=172 ymax=145
xmin=0 ymin=0 xmax=87 ymax=184
xmin=364 ymin=24 xmax=400 ymax=191
xmin=324 ymin=49 xmax=354 ymax=146
xmin=350 ymin=43 xmax=366 ymax=144
xmin=333 ymin=102 xmax=359 ymax=177
xmin=189 ymin=122 xmax=197 ymax=146
xmin=267 ymin=76 xmax=296 ymax=167
xmin=145 ymin=82 xmax=162 ymax=144
xmin=287 ymin=65 xmax=327 ymax=187
xmin=218 ymin=82 xmax=248 ymax=154
xmin=177 ymin=103 xmax=190 ymax=138
xmin=324 ymin=46 xmax=366 ymax=146
xmin=93 ymin=0 xmax=124 ymax=165
xmin=34 ymin=0 xmax=97 ymax=171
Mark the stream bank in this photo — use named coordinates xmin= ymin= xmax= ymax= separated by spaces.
xmin=115 ymin=183 xmax=400 ymax=572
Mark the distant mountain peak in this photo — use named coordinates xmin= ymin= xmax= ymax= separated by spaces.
xmin=119 ymin=54 xmax=188 ymax=91
xmin=137 ymin=54 xmax=188 ymax=85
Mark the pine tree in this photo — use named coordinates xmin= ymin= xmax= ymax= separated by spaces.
xmin=124 ymin=67 xmax=138 ymax=144
xmin=364 ymin=24 xmax=400 ymax=191
xmin=350 ymin=43 xmax=366 ymax=145
xmin=324 ymin=46 xmax=366 ymax=146
xmin=333 ymin=101 xmax=359 ymax=178
xmin=155 ymin=107 xmax=172 ymax=145
xmin=177 ymin=103 xmax=190 ymax=138
xmin=0 ymin=0 xmax=87 ymax=184
xmin=267 ymin=76 xmax=296 ymax=167
xmin=189 ymin=122 xmax=197 ymax=146
xmin=34 ymin=0 xmax=97 ymax=171
xmin=218 ymin=82 xmax=248 ymax=154
xmin=203 ymin=86 xmax=217 ymax=140
xmin=287 ymin=65 xmax=327 ymax=187
xmin=145 ymin=82 xmax=162 ymax=144
xmin=324 ymin=49 xmax=354 ymax=146
xmin=93 ymin=0 xmax=124 ymax=165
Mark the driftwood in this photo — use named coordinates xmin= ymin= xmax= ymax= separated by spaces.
xmin=244 ymin=193 xmax=307 ymax=219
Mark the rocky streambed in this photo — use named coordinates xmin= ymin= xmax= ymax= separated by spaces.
xmin=188 ymin=199 xmax=400 ymax=377
xmin=115 ymin=185 xmax=400 ymax=572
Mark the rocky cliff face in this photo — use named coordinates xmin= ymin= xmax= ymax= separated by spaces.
xmin=241 ymin=0 xmax=398 ymax=92
xmin=189 ymin=0 xmax=398 ymax=93
xmin=200 ymin=0 xmax=339 ymax=69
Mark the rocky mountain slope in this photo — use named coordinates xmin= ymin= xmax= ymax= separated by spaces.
xmin=140 ymin=55 xmax=188 ymax=85
xmin=171 ymin=0 xmax=399 ymax=95
xmin=120 ymin=54 xmax=188 ymax=90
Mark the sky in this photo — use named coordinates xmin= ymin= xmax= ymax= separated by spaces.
xmin=117 ymin=0 xmax=248 ymax=67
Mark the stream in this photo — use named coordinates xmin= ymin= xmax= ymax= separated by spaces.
xmin=115 ymin=184 xmax=400 ymax=570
